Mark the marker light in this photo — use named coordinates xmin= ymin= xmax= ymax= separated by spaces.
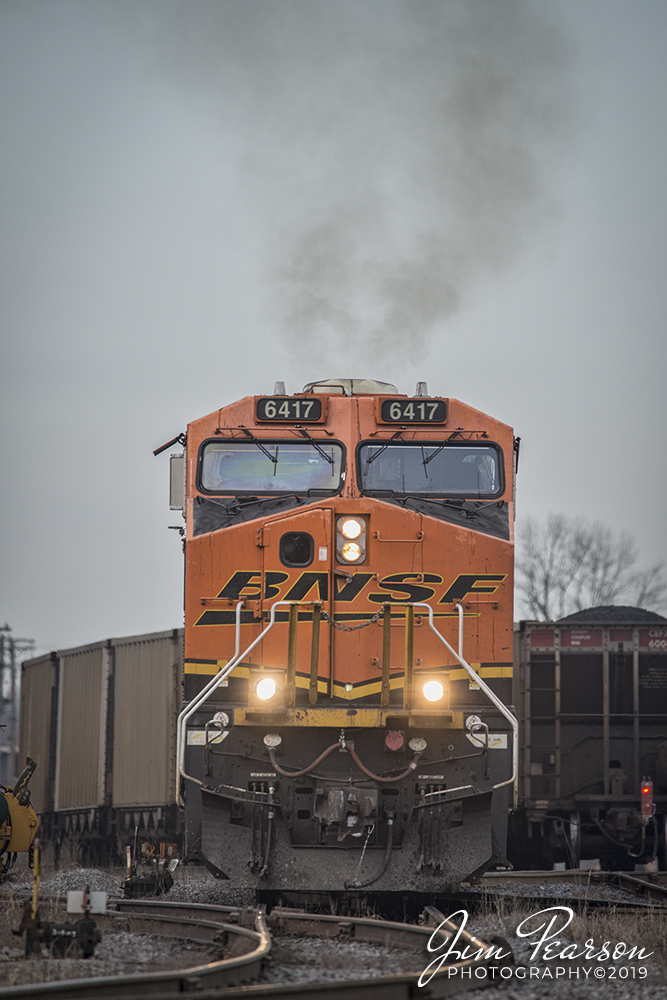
xmin=340 ymin=518 xmax=363 ymax=540
xmin=256 ymin=677 xmax=277 ymax=701
xmin=422 ymin=680 xmax=445 ymax=703
xmin=341 ymin=541 xmax=362 ymax=562
xmin=640 ymin=777 xmax=654 ymax=824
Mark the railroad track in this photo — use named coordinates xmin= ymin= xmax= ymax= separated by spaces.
xmin=3 ymin=869 xmax=665 ymax=998
xmin=3 ymin=901 xmax=269 ymax=999
xmin=1 ymin=899 xmax=512 ymax=999
xmin=467 ymin=869 xmax=667 ymax=909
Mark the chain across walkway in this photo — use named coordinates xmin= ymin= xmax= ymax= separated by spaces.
xmin=320 ymin=608 xmax=386 ymax=631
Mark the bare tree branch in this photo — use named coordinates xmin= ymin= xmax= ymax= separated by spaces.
xmin=515 ymin=514 xmax=667 ymax=619
xmin=630 ymin=564 xmax=667 ymax=609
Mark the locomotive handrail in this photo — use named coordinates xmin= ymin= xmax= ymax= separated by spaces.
xmin=457 ymin=601 xmax=464 ymax=659
xmin=178 ymin=598 xmax=517 ymax=810
xmin=411 ymin=601 xmax=518 ymax=808
xmin=177 ymin=600 xmax=299 ymax=790
xmin=177 ymin=599 xmax=246 ymax=792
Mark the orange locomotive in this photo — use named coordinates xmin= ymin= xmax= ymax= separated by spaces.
xmin=168 ymin=378 xmax=518 ymax=892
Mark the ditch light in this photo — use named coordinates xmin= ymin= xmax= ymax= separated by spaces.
xmin=413 ymin=674 xmax=450 ymax=710
xmin=249 ymin=671 xmax=285 ymax=710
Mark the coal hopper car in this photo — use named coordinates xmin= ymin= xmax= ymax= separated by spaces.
xmin=511 ymin=608 xmax=667 ymax=870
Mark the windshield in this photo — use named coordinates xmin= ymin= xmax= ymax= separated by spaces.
xmin=199 ymin=440 xmax=344 ymax=494
xmin=358 ymin=442 xmax=502 ymax=497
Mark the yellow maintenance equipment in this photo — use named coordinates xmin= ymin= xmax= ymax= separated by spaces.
xmin=0 ymin=757 xmax=40 ymax=878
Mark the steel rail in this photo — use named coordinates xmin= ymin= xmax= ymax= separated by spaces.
xmin=268 ymin=904 xmax=441 ymax=949
xmin=478 ymin=868 xmax=667 ymax=899
xmin=2 ymin=900 xmax=512 ymax=1000
xmin=13 ymin=973 xmax=504 ymax=1000
xmin=477 ymin=868 xmax=607 ymax=886
xmin=611 ymin=871 xmax=667 ymax=904
xmin=457 ymin=869 xmax=667 ymax=911
xmin=2 ymin=901 xmax=271 ymax=999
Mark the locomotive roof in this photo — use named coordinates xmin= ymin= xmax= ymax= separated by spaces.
xmin=301 ymin=378 xmax=399 ymax=394
xmin=556 ymin=605 xmax=667 ymax=624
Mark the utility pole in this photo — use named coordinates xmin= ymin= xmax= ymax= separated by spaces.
xmin=0 ymin=624 xmax=35 ymax=785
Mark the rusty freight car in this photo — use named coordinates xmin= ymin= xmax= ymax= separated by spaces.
xmin=510 ymin=607 xmax=667 ymax=870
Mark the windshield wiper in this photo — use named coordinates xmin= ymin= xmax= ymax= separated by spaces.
xmin=421 ymin=444 xmax=447 ymax=471
xmin=297 ymin=429 xmax=334 ymax=467
xmin=363 ymin=431 xmax=403 ymax=475
xmin=240 ymin=429 xmax=278 ymax=468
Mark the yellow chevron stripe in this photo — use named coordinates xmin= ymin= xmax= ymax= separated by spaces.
xmin=185 ymin=661 xmax=512 ymax=686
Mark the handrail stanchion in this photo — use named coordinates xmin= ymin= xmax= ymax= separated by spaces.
xmin=177 ymin=597 xmax=518 ymax=810
xmin=286 ymin=603 xmax=298 ymax=707
xmin=456 ymin=601 xmax=464 ymax=659
xmin=404 ymin=605 xmax=415 ymax=710
xmin=178 ymin=600 xmax=292 ymax=788
xmin=309 ymin=603 xmax=321 ymax=707
xmin=381 ymin=604 xmax=391 ymax=708
xmin=411 ymin=602 xmax=519 ymax=803
xmin=176 ymin=599 xmax=245 ymax=800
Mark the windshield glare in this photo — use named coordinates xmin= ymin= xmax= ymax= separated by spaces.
xmin=358 ymin=442 xmax=502 ymax=497
xmin=200 ymin=441 xmax=344 ymax=493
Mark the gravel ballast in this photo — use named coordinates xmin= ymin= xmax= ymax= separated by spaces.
xmin=1 ymin=863 xmax=665 ymax=996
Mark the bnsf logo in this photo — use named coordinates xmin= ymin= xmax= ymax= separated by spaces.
xmin=194 ymin=571 xmax=505 ymax=626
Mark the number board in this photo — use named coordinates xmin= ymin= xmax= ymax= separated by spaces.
xmin=379 ymin=398 xmax=447 ymax=423
xmin=255 ymin=397 xmax=324 ymax=422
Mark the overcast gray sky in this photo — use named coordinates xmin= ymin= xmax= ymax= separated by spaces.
xmin=2 ymin=0 xmax=666 ymax=653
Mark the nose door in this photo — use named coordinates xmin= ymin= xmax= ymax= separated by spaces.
xmin=328 ymin=510 xmax=426 ymax=699
xmin=258 ymin=507 xmax=333 ymax=695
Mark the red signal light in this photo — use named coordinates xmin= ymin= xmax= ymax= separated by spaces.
xmin=640 ymin=777 xmax=654 ymax=824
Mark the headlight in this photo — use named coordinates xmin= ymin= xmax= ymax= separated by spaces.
xmin=422 ymin=680 xmax=444 ymax=702
xmin=336 ymin=515 xmax=366 ymax=563
xmin=256 ymin=677 xmax=277 ymax=701
xmin=340 ymin=517 xmax=363 ymax=539
xmin=341 ymin=541 xmax=362 ymax=562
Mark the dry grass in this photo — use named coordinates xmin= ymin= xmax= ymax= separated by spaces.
xmin=0 ymin=889 xmax=24 ymax=944
xmin=469 ymin=896 xmax=667 ymax=976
